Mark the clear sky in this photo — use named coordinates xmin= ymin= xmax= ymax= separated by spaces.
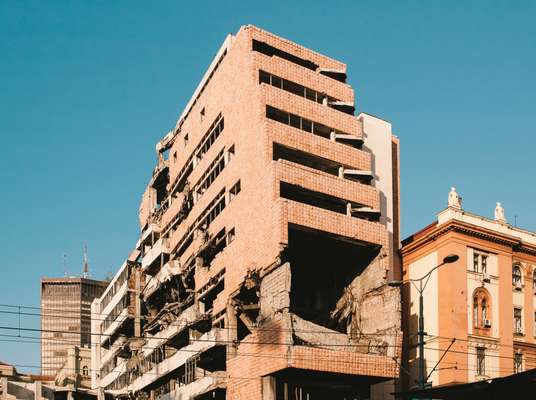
xmin=1 ymin=0 xmax=535 ymax=372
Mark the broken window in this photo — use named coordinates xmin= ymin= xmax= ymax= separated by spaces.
xmin=198 ymin=269 xmax=225 ymax=313
xmin=166 ymin=114 xmax=224 ymax=205
xmin=176 ymin=190 xmax=227 ymax=258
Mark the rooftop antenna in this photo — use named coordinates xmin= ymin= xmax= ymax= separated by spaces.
xmin=82 ymin=244 xmax=89 ymax=278
xmin=63 ymin=253 xmax=68 ymax=277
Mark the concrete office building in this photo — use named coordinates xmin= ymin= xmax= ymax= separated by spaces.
xmin=41 ymin=275 xmax=107 ymax=377
xmin=92 ymin=25 xmax=402 ymax=400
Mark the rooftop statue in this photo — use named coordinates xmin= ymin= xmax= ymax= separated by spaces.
xmin=495 ymin=202 xmax=506 ymax=223
xmin=448 ymin=187 xmax=462 ymax=208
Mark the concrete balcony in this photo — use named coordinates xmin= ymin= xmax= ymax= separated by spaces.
xmin=100 ymin=280 xmax=128 ymax=318
xmin=128 ymin=329 xmax=225 ymax=393
xmin=141 ymin=238 xmax=170 ymax=274
xmin=158 ymin=374 xmax=226 ymax=400
xmin=101 ymin=305 xmax=132 ymax=346
xmin=99 ymin=356 xmax=128 ymax=390
xmin=141 ymin=305 xmax=201 ymax=358
xmin=100 ymin=335 xmax=129 ymax=369
xmin=141 ymin=223 xmax=162 ymax=247
xmin=141 ymin=260 xmax=182 ymax=301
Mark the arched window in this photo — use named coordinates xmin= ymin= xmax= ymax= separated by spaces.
xmin=473 ymin=288 xmax=491 ymax=329
xmin=532 ymin=270 xmax=536 ymax=290
xmin=513 ymin=265 xmax=522 ymax=287
xmin=473 ymin=297 xmax=479 ymax=327
xmin=82 ymin=366 xmax=88 ymax=376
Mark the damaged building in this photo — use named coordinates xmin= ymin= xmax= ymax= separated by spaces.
xmin=91 ymin=25 xmax=402 ymax=400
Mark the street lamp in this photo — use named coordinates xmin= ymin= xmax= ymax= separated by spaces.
xmin=389 ymin=254 xmax=459 ymax=390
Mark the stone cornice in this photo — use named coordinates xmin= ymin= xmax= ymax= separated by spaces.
xmin=402 ymin=219 xmax=536 ymax=257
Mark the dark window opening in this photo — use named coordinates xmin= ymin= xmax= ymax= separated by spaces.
xmin=273 ymin=143 xmax=340 ymax=176
xmin=280 ymin=182 xmax=364 ymax=216
xmin=253 ymin=39 xmax=318 ymax=71
xmin=319 ymin=69 xmax=347 ymax=83
xmin=259 ymin=70 xmax=351 ymax=114
xmin=197 ymin=345 xmax=226 ymax=372
xmin=237 ymin=318 xmax=250 ymax=342
xmin=274 ymin=372 xmax=371 ymax=400
xmin=267 ymin=106 xmax=355 ymax=144
xmin=288 ymin=226 xmax=381 ymax=332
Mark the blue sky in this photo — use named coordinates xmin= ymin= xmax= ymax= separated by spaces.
xmin=1 ymin=0 xmax=535 ymax=371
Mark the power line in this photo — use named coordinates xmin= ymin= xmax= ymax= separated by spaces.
xmin=0 ymin=305 xmax=403 ymax=338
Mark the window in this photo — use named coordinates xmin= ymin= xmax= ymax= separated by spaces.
xmin=476 ymin=347 xmax=486 ymax=376
xmin=258 ymin=70 xmax=344 ymax=112
xmin=227 ymin=228 xmax=235 ymax=244
xmin=227 ymin=145 xmax=235 ymax=161
xmin=514 ymin=308 xmax=523 ymax=334
xmin=473 ymin=298 xmax=479 ymax=327
xmin=534 ymin=312 xmax=536 ymax=337
xmin=82 ymin=366 xmax=89 ymax=376
xmin=200 ymin=107 xmax=205 ymax=122
xmin=533 ymin=270 xmax=536 ymax=291
xmin=513 ymin=265 xmax=522 ymax=288
xmin=472 ymin=288 xmax=491 ymax=329
xmin=472 ymin=251 xmax=489 ymax=274
xmin=184 ymin=133 xmax=189 ymax=146
xmin=514 ymin=352 xmax=523 ymax=374
xmin=229 ymin=180 xmax=241 ymax=201
xmin=266 ymin=105 xmax=354 ymax=144
xmin=173 ymin=152 xmax=177 ymax=164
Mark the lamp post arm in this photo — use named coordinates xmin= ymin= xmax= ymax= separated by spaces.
xmin=416 ymin=261 xmax=446 ymax=287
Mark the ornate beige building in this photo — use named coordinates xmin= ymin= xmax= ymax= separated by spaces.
xmin=402 ymin=188 xmax=536 ymax=389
